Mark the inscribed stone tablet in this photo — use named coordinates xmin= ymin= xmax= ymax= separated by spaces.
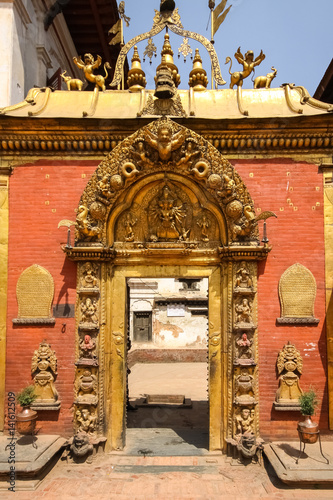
xmin=279 ymin=263 xmax=316 ymax=318
xmin=16 ymin=265 xmax=54 ymax=319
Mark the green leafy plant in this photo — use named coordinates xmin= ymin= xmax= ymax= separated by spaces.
xmin=299 ymin=388 xmax=318 ymax=416
xmin=16 ymin=385 xmax=37 ymax=407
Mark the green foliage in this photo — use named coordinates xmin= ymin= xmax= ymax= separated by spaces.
xmin=16 ymin=385 xmax=37 ymax=407
xmin=299 ymin=388 xmax=318 ymax=416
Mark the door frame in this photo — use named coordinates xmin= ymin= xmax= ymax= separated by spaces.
xmin=104 ymin=264 xmax=227 ymax=452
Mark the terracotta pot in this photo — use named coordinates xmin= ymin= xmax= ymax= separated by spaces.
xmin=16 ymin=407 xmax=37 ymax=435
xmin=297 ymin=415 xmax=319 ymax=444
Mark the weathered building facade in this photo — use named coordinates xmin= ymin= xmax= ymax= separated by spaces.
xmin=0 ymin=3 xmax=333 ymax=456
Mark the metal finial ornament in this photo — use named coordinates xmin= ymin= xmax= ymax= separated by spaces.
xmin=178 ymin=38 xmax=193 ymax=62
xmin=189 ymin=48 xmax=208 ymax=91
xmin=127 ymin=46 xmax=147 ymax=92
xmin=118 ymin=1 xmax=130 ymax=27
xmin=143 ymin=38 xmax=157 ymax=64
xmin=109 ymin=3 xmax=226 ymax=88
xmin=160 ymin=0 xmax=175 ymax=12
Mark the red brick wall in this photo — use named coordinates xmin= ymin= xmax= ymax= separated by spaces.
xmin=6 ymin=157 xmax=327 ymax=440
xmin=233 ymin=158 xmax=327 ymax=439
xmin=6 ymin=160 xmax=98 ymax=436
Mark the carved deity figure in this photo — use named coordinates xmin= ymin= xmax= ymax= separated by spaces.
xmin=124 ymin=212 xmax=137 ymax=242
xmin=176 ymin=139 xmax=200 ymax=168
xmin=226 ymin=47 xmax=265 ymax=89
xmin=235 ymin=333 xmax=254 ymax=363
xmin=235 ymin=408 xmax=254 ymax=436
xmin=235 ymin=298 xmax=253 ymax=324
xmin=76 ymin=408 xmax=97 ymax=434
xmin=144 ymin=122 xmax=186 ymax=161
xmin=197 ymin=214 xmax=210 ymax=242
xmin=275 ymin=342 xmax=303 ymax=404
xmin=235 ymin=369 xmax=255 ymax=404
xmin=235 ymin=262 xmax=252 ymax=289
xmin=149 ymin=184 xmax=188 ymax=241
xmin=80 ymin=298 xmax=98 ymax=325
xmin=79 ymin=335 xmax=97 ymax=358
xmin=31 ymin=340 xmax=58 ymax=404
xmin=73 ymin=53 xmax=111 ymax=92
xmin=81 ymin=262 xmax=98 ymax=289
xmin=131 ymin=141 xmax=154 ymax=168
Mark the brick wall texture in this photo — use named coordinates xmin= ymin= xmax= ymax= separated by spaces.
xmin=5 ymin=157 xmax=327 ymax=440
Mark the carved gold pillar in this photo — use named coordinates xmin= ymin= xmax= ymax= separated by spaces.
xmin=0 ymin=163 xmax=12 ymax=431
xmin=323 ymin=164 xmax=333 ymax=429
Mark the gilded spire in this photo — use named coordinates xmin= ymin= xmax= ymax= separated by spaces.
xmin=189 ymin=48 xmax=208 ymax=91
xmin=127 ymin=46 xmax=147 ymax=92
xmin=156 ymin=32 xmax=180 ymax=87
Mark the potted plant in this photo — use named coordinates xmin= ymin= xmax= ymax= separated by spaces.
xmin=297 ymin=388 xmax=319 ymax=444
xmin=16 ymin=385 xmax=38 ymax=435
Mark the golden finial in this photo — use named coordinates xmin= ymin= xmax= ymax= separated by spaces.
xmin=127 ymin=46 xmax=147 ymax=92
xmin=156 ymin=32 xmax=180 ymax=87
xmin=189 ymin=48 xmax=208 ymax=91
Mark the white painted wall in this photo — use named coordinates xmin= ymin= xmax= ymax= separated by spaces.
xmin=128 ymin=278 xmax=208 ymax=349
xmin=0 ymin=0 xmax=79 ymax=107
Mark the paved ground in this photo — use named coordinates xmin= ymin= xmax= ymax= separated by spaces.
xmin=128 ymin=362 xmax=209 ymax=401
xmin=1 ymin=363 xmax=332 ymax=497
xmin=2 ymin=450 xmax=333 ymax=500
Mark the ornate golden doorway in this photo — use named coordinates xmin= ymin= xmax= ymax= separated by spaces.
xmin=67 ymin=118 xmax=269 ymax=452
xmin=106 ymin=264 xmax=223 ymax=451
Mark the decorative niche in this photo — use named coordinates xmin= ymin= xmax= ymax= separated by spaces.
xmin=13 ymin=265 xmax=55 ymax=325
xmin=277 ymin=263 xmax=319 ymax=325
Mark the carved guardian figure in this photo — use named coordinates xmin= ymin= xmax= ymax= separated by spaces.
xmin=225 ymin=47 xmax=265 ymax=89
xmin=73 ymin=54 xmax=111 ymax=92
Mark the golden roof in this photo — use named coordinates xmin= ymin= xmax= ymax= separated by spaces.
xmin=1 ymin=84 xmax=332 ymax=120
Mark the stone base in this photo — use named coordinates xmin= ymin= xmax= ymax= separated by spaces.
xmin=273 ymin=401 xmax=301 ymax=412
xmin=135 ymin=396 xmax=192 ymax=408
xmin=264 ymin=441 xmax=333 ymax=485
xmin=276 ymin=317 xmax=320 ymax=325
xmin=31 ymin=401 xmax=61 ymax=411
xmin=0 ymin=435 xmax=66 ymax=491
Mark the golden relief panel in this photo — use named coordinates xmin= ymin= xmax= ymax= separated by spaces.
xmin=75 ymin=117 xmax=258 ymax=247
xmin=114 ymin=180 xmax=220 ymax=247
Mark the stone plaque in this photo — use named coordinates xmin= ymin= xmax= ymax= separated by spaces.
xmin=14 ymin=265 xmax=55 ymax=323
xmin=277 ymin=263 xmax=319 ymax=324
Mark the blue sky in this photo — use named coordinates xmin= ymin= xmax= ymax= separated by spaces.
xmin=119 ymin=0 xmax=333 ymax=96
